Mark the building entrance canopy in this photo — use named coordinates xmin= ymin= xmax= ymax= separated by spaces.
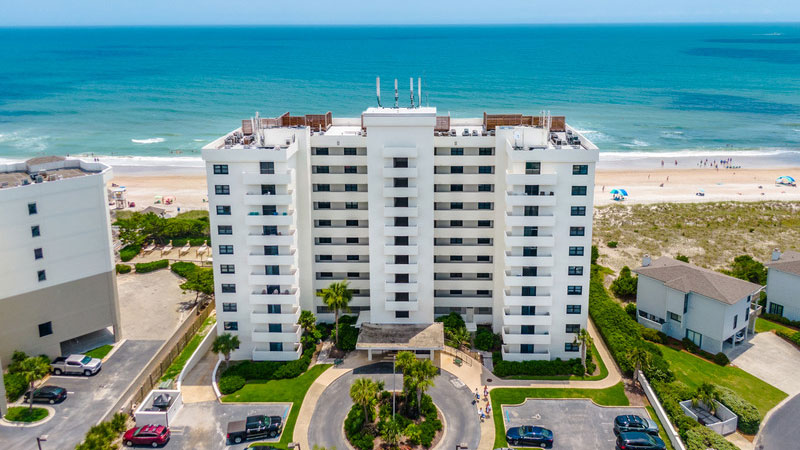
xmin=356 ymin=323 xmax=444 ymax=359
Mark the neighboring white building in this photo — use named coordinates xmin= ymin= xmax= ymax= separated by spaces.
xmin=202 ymin=104 xmax=598 ymax=362
xmin=634 ymin=256 xmax=762 ymax=354
xmin=766 ymin=249 xmax=800 ymax=321
xmin=0 ymin=156 xmax=121 ymax=366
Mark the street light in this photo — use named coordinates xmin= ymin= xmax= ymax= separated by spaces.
xmin=36 ymin=435 xmax=48 ymax=450
xmin=392 ymin=356 xmax=396 ymax=420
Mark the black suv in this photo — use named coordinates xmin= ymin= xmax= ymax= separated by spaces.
xmin=24 ymin=386 xmax=67 ymax=404
xmin=616 ymin=431 xmax=666 ymax=450
xmin=613 ymin=414 xmax=659 ymax=436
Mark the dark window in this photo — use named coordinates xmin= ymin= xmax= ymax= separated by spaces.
xmin=477 ymin=290 xmax=490 ymax=296
xmin=478 ymin=220 xmax=491 ymax=227
xmin=521 ymin=305 xmax=535 ymax=316
xmin=734 ymin=315 xmax=738 ymax=329
xmin=317 ymin=202 xmax=330 ymax=209
xmin=262 ymin=205 xmax=277 ymax=215
xmin=479 ymin=147 xmax=493 ymax=155
xmin=450 ymin=238 xmax=462 ymax=244
xmin=346 ymin=202 xmax=359 ymax=209
xmin=394 ymin=236 xmax=409 ymax=246
xmin=216 ymin=205 xmax=231 ymax=215
xmin=316 ymin=184 xmax=330 ymax=192
xmin=347 ymin=255 xmax=359 ymax=261
xmin=570 ymin=226 xmax=585 ymax=236
xmin=478 ymin=202 xmax=492 ymax=210
xmin=218 ymin=225 xmax=232 ymax=235
xmin=261 ymin=184 xmax=276 ymax=195
xmin=450 ymin=202 xmax=463 ymax=209
xmin=223 ymin=321 xmax=238 ymax=331
xmin=33 ymin=248 xmax=43 ymax=260
xmin=450 ymin=255 xmax=462 ymax=261
xmin=524 ymin=206 xmax=538 ymax=216
xmin=684 ymin=294 xmax=689 ymax=314
xmin=393 ymin=158 xmax=408 ymax=168
xmin=270 ymin=342 xmax=284 ymax=352
xmin=260 ymin=161 xmax=274 ymax=174
xmin=524 ymin=226 xmax=538 ymax=236
xmin=268 ymin=304 xmax=281 ymax=314
xmin=522 ymin=286 xmax=536 ymax=296
xmin=396 ymin=273 xmax=410 ymax=283
xmin=318 ymin=237 xmax=332 ymax=244
xmin=315 ymin=165 xmax=329 ymax=173
xmin=394 ymin=197 xmax=408 ymax=207
xmin=525 ymin=162 xmax=541 ymax=174
xmin=38 ymin=321 xmax=53 ymax=337
xmin=567 ymin=286 xmax=583 ymax=295
xmin=318 ymin=220 xmax=331 ymax=227
xmin=215 ymin=185 xmax=230 ymax=195
xmin=31 ymin=225 xmax=40 ymax=237
xmin=263 ymin=226 xmax=278 ymax=235
xmin=220 ymin=264 xmax=235 ymax=274
xmin=221 ymin=284 xmax=236 ymax=293
xmin=269 ymin=323 xmax=282 ymax=333
xmin=573 ymin=165 xmax=589 ymax=175
xmin=319 ymin=255 xmax=332 ymax=261
xmin=394 ymin=217 xmax=409 ymax=226
xmin=394 ymin=178 xmax=408 ymax=188
xmin=566 ymin=324 xmax=580 ymax=333
xmin=571 ymin=186 xmax=587 ymax=196
xmin=451 ymin=148 xmax=464 ymax=155
xmin=450 ymin=166 xmax=463 ymax=174
xmin=450 ymin=220 xmax=462 ymax=227
xmin=345 ymin=184 xmax=358 ymax=191
xmin=477 ymin=255 xmax=490 ymax=262
xmin=344 ymin=166 xmax=357 ymax=174
xmin=344 ymin=147 xmax=357 ymax=155
xmin=315 ymin=147 xmax=329 ymax=155
xmin=521 ymin=325 xmax=535 ymax=335
xmin=28 ymin=202 xmax=37 ymax=215
xmin=450 ymin=290 xmax=462 ymax=295
xmin=523 ymin=267 xmax=537 ymax=276
xmin=479 ymin=166 xmax=493 ymax=174
xmin=450 ymin=184 xmax=463 ymax=191
xmin=525 ymin=185 xmax=540 ymax=195
xmin=478 ymin=184 xmax=492 ymax=192
xmin=395 ymin=255 xmax=409 ymax=264
xmin=346 ymin=220 xmax=358 ymax=227
xmin=37 ymin=270 xmax=46 ymax=282
xmin=346 ymin=237 xmax=359 ymax=244
xmin=449 ymin=272 xmax=463 ymax=279
xmin=570 ymin=206 xmax=587 ymax=216
xmin=567 ymin=304 xmax=582 ymax=314
xmin=320 ymin=272 xmax=333 ymax=278
xmin=478 ymin=238 xmax=491 ymax=244
xmin=521 ymin=344 xmax=534 ymax=354
xmin=213 ymin=164 xmax=228 ymax=174
xmin=565 ymin=343 xmax=579 ymax=352
xmin=568 ymin=266 xmax=584 ymax=276
xmin=395 ymin=311 xmax=410 ymax=318
xmin=222 ymin=303 xmax=237 ymax=312
xmin=569 ymin=246 xmax=584 ymax=256
xmin=477 ymin=273 xmax=490 ymax=279
xmin=348 ymin=272 xmax=360 ymax=278
xmin=396 ymin=292 xmax=409 ymax=301
xmin=219 ymin=245 xmax=234 ymax=255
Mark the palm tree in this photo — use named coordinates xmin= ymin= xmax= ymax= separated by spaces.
xmin=626 ymin=346 xmax=651 ymax=386
xmin=298 ymin=310 xmax=317 ymax=334
xmin=316 ymin=280 xmax=352 ymax=346
xmin=19 ymin=356 xmax=50 ymax=410
xmin=409 ymin=358 xmax=438 ymax=416
xmin=350 ymin=377 xmax=379 ymax=420
xmin=212 ymin=333 xmax=241 ymax=367
xmin=573 ymin=328 xmax=593 ymax=375
xmin=691 ymin=383 xmax=719 ymax=415
xmin=446 ymin=326 xmax=471 ymax=350
xmin=380 ymin=418 xmax=402 ymax=449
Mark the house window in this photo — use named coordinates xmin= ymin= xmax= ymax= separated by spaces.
xmin=477 ymin=255 xmax=490 ymax=262
xmin=222 ymin=303 xmax=237 ymax=312
xmin=569 ymin=246 xmax=584 ymax=256
xmin=270 ymin=342 xmax=283 ymax=352
xmin=216 ymin=205 xmax=231 ymax=215
xmin=213 ymin=164 xmax=228 ymax=174
xmin=668 ymin=312 xmax=681 ymax=322
xmin=320 ymin=272 xmax=333 ymax=278
xmin=347 ymin=255 xmax=359 ymax=261
xmin=317 ymin=202 xmax=330 ymax=209
xmin=221 ymin=284 xmax=236 ymax=293
xmin=38 ymin=321 xmax=53 ymax=337
xmin=569 ymin=227 xmax=585 ymax=236
xmin=318 ymin=220 xmax=331 ymax=227
xmin=215 ymin=185 xmax=230 ymax=195
xmin=566 ymin=324 xmax=580 ymax=333
xmin=28 ymin=202 xmax=37 ymax=215
xmin=260 ymin=161 xmax=274 ymax=174
xmin=521 ymin=306 xmax=535 ymax=316
xmin=521 ymin=344 xmax=534 ymax=354
xmin=567 ymin=286 xmax=582 ymax=295
xmin=684 ymin=293 xmax=689 ymax=314
xmin=34 ymin=248 xmax=43 ymax=260
xmin=525 ymin=162 xmax=541 ymax=174
xmin=451 ymin=148 xmax=464 ymax=155
xmin=522 ymin=286 xmax=536 ymax=296
xmin=344 ymin=147 xmax=357 ymax=155
xmin=450 ymin=238 xmax=462 ymax=245
xmin=318 ymin=237 xmax=332 ymax=244
xmin=450 ymin=220 xmax=463 ymax=227
xmin=348 ymin=272 xmax=360 ymax=278
xmin=521 ymin=325 xmax=535 ymax=335
xmin=394 ymin=178 xmax=408 ymax=188
xmin=478 ymin=238 xmax=491 ymax=244
xmin=31 ymin=225 xmax=40 ymax=237
xmin=570 ymin=206 xmax=586 ymax=216
xmin=449 ymin=272 xmax=463 ymax=279
xmin=37 ymin=270 xmax=46 ymax=282
xmin=478 ymin=184 xmax=493 ymax=192
xmin=346 ymin=220 xmax=359 ymax=227
xmin=450 ymin=184 xmax=463 ymax=191
xmin=477 ymin=273 xmax=490 ymax=279
xmin=565 ymin=343 xmax=579 ymax=352
xmin=219 ymin=245 xmax=234 ymax=255
xmin=686 ymin=329 xmax=702 ymax=348
xmin=573 ymin=165 xmax=589 ymax=175
xmin=269 ymin=323 xmax=282 ymax=333
xmin=395 ymin=311 xmax=410 ymax=319
xmin=268 ymin=304 xmax=281 ymax=314
xmin=479 ymin=148 xmax=494 ymax=155
xmin=733 ymin=315 xmax=738 ymax=329
xmin=450 ymin=202 xmax=463 ymax=210
xmin=223 ymin=321 xmax=238 ymax=331
xmin=571 ymin=186 xmax=587 ymax=196
xmin=220 ymin=264 xmax=235 ymax=274
xmin=479 ymin=166 xmax=493 ymax=174
xmin=568 ymin=266 xmax=584 ymax=276
xmin=566 ymin=305 xmax=582 ymax=314
xmin=449 ymin=255 xmax=462 ymax=262
xmin=218 ymin=225 xmax=232 ymax=235
xmin=346 ymin=237 xmax=359 ymax=244
xmin=319 ymin=255 xmax=332 ymax=261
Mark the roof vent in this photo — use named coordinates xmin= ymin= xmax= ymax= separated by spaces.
xmin=772 ymin=249 xmax=782 ymax=261
xmin=642 ymin=254 xmax=652 ymax=267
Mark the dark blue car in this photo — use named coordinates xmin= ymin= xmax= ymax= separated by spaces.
xmin=506 ymin=425 xmax=554 ymax=448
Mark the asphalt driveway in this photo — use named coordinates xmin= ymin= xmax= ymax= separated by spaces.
xmin=0 ymin=339 xmax=163 ymax=449
xmin=730 ymin=332 xmax=800 ymax=395
xmin=756 ymin=393 xmax=800 ymax=450
xmin=503 ymin=399 xmax=651 ymax=449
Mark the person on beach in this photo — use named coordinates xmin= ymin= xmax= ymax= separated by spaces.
xmin=475 ymin=388 xmax=479 ymax=401
xmin=661 ymin=160 xmax=665 ymax=167
xmin=484 ymin=385 xmax=489 ymax=398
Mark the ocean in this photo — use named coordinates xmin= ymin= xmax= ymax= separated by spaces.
xmin=1 ymin=24 xmax=800 ymax=167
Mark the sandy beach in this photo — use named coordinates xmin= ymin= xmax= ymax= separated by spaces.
xmin=107 ymin=166 xmax=800 ymax=215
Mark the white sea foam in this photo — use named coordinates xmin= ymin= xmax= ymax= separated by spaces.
xmin=193 ymin=139 xmax=206 ymax=142
xmin=0 ymin=130 xmax=49 ymax=151
xmin=131 ymin=137 xmax=165 ymax=144
xmin=600 ymin=148 xmax=799 ymax=161
xmin=620 ymin=139 xmax=650 ymax=148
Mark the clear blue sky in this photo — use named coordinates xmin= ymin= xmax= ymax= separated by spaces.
xmin=1 ymin=0 xmax=798 ymax=26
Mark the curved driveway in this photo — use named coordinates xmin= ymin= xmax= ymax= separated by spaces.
xmin=756 ymin=394 xmax=800 ymax=450
xmin=308 ymin=362 xmax=480 ymax=450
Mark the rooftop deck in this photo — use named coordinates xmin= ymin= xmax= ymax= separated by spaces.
xmin=0 ymin=156 xmax=106 ymax=189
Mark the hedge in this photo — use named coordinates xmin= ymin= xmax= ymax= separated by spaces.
xmin=345 ymin=404 xmax=375 ymax=450
xmin=776 ymin=329 xmax=800 ymax=347
xmin=170 ymin=261 xmax=198 ymax=278
xmin=171 ymin=237 xmax=209 ymax=247
xmin=119 ymin=244 xmax=141 ymax=262
xmin=115 ymin=264 xmax=131 ymax=274
xmin=336 ymin=323 xmax=359 ymax=351
xmin=135 ymin=259 xmax=169 ymax=273
xmin=3 ymin=372 xmax=27 ymax=402
xmin=494 ymin=356 xmax=589 ymax=378
xmin=222 ymin=347 xmax=314 ymax=382
xmin=685 ymin=425 xmax=739 ymax=450
xmin=75 ymin=412 xmax=128 ymax=450
xmin=761 ymin=313 xmax=800 ymax=329
xmin=715 ymin=385 xmax=760 ymax=434
xmin=474 ymin=327 xmax=502 ymax=352
xmin=218 ymin=375 xmax=246 ymax=395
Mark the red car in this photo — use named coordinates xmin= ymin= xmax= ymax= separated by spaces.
xmin=123 ymin=424 xmax=170 ymax=447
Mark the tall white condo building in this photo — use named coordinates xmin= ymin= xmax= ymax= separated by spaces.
xmin=202 ymin=97 xmax=598 ymax=362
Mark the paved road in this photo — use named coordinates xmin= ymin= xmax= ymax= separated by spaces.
xmin=730 ymin=332 xmax=800 ymax=396
xmin=308 ymin=362 xmax=481 ymax=450
xmin=0 ymin=340 xmax=162 ymax=449
xmin=504 ymin=399 xmax=650 ymax=449
xmin=756 ymin=394 xmax=800 ymax=450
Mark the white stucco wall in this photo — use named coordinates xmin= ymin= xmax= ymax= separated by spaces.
xmin=766 ymin=268 xmax=800 ymax=321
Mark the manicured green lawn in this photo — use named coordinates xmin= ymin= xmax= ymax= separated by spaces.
xmin=161 ymin=316 xmax=216 ymax=382
xmin=506 ymin=342 xmax=610 ymax=381
xmin=755 ymin=317 xmax=797 ymax=335
xmin=4 ymin=406 xmax=49 ymax=422
xmin=223 ymin=364 xmax=331 ymax=448
xmin=645 ymin=405 xmax=675 ymax=450
xmin=85 ymin=344 xmax=114 ymax=360
xmin=491 ymin=382 xmax=629 ymax=448
xmin=657 ymin=344 xmax=787 ymax=418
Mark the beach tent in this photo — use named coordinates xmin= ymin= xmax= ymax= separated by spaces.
xmin=776 ymin=176 xmax=796 ymax=186
xmin=609 ymin=188 xmax=628 ymax=196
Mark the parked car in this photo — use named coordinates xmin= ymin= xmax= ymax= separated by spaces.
xmin=24 ymin=386 xmax=67 ymax=404
xmin=123 ymin=424 xmax=171 ymax=447
xmin=226 ymin=414 xmax=283 ymax=444
xmin=613 ymin=414 xmax=659 ymax=436
xmin=616 ymin=431 xmax=666 ymax=450
xmin=250 ymin=447 xmax=281 ymax=450
xmin=50 ymin=354 xmax=102 ymax=376
xmin=505 ymin=425 xmax=554 ymax=448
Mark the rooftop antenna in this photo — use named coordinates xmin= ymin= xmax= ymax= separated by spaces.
xmin=417 ymin=78 xmax=421 ymax=109
xmin=394 ymin=79 xmax=399 ymax=108
xmin=410 ymin=77 xmax=415 ymax=108
xmin=376 ymin=77 xmax=382 ymax=108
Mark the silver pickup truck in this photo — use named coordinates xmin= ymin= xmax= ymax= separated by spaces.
xmin=50 ymin=354 xmax=102 ymax=376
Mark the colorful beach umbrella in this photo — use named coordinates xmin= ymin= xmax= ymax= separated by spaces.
xmin=777 ymin=176 xmax=795 ymax=183
xmin=609 ymin=188 xmax=628 ymax=196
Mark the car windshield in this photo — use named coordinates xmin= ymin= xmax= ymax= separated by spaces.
xmin=541 ymin=429 xmax=553 ymax=437
xmin=81 ymin=356 xmax=92 ymax=364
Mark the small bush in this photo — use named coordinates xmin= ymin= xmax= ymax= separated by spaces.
xmin=336 ymin=323 xmax=359 ymax=351
xmin=610 ymin=266 xmax=638 ymax=298
xmin=345 ymin=404 xmax=375 ymax=450
xmin=762 ymin=313 xmax=800 ymax=329
xmin=170 ymin=261 xmax=198 ymax=278
xmin=494 ymin=357 xmax=584 ymax=378
xmin=218 ymin=375 xmax=245 ymax=394
xmin=3 ymin=372 xmax=28 ymax=402
xmin=474 ymin=328 xmax=501 ymax=351
xmin=640 ymin=326 xmax=667 ymax=344
xmin=119 ymin=244 xmax=141 ymax=262
xmin=682 ymin=337 xmax=700 ymax=354
xmin=607 ymin=241 xmax=618 ymax=248
xmin=716 ymin=386 xmax=760 ymax=434
xmin=712 ymin=352 xmax=730 ymax=366
xmin=675 ymin=254 xmax=690 ymax=263
xmin=591 ymin=245 xmax=599 ymax=264
xmin=434 ymin=312 xmax=466 ymax=331
xmin=685 ymin=425 xmax=739 ymax=450
xmin=624 ymin=303 xmax=637 ymax=318
xmin=115 ymin=264 xmax=132 ymax=274
xmin=338 ymin=314 xmax=358 ymax=325
xmin=134 ymin=259 xmax=169 ymax=273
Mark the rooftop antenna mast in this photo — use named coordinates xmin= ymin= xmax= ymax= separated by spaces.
xmin=417 ymin=78 xmax=421 ymax=109
xmin=394 ymin=79 xmax=399 ymax=108
xmin=410 ymin=77 xmax=415 ymax=108
xmin=376 ymin=77 xmax=382 ymax=107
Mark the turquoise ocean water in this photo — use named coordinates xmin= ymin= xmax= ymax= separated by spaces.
xmin=1 ymin=24 xmax=800 ymax=167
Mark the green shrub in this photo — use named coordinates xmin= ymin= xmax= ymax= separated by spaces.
xmin=336 ymin=323 xmax=359 ymax=351
xmin=607 ymin=241 xmax=618 ymax=248
xmin=170 ymin=261 xmax=198 ymax=278
xmin=75 ymin=413 xmax=129 ymax=450
xmin=684 ymin=425 xmax=739 ymax=450
xmin=494 ymin=357 xmax=585 ymax=378
xmin=338 ymin=314 xmax=358 ymax=325
xmin=119 ymin=244 xmax=141 ymax=262
xmin=610 ymin=266 xmax=638 ymax=298
xmin=218 ymin=375 xmax=245 ymax=394
xmin=345 ymin=404 xmax=375 ymax=450
xmin=682 ymin=337 xmax=700 ymax=353
xmin=675 ymin=254 xmax=690 ymax=263
xmin=640 ymin=326 xmax=667 ymax=344
xmin=115 ymin=264 xmax=132 ymax=274
xmin=419 ymin=417 xmax=442 ymax=447
xmin=761 ymin=313 xmax=800 ymax=329
xmin=134 ymin=259 xmax=169 ymax=273
xmin=721 ymin=255 xmax=767 ymax=285
xmin=474 ymin=328 xmax=501 ymax=351
xmin=712 ymin=352 xmax=730 ymax=366
xmin=716 ymin=385 xmax=760 ymax=434
xmin=3 ymin=372 xmax=27 ymax=402
xmin=591 ymin=245 xmax=599 ymax=264
xmin=434 ymin=312 xmax=466 ymax=331
xmin=171 ymin=237 xmax=210 ymax=247
xmin=625 ymin=303 xmax=637 ymax=318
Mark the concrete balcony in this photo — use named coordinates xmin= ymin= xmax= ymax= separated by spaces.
xmin=434 ymin=227 xmax=493 ymax=239
xmin=246 ymin=233 xmax=295 ymax=246
xmin=383 ymin=167 xmax=418 ymax=178
xmin=504 ymin=214 xmax=556 ymax=228
xmin=385 ymin=282 xmax=419 ymax=293
xmin=504 ymin=254 xmax=554 ymax=268
xmin=250 ymin=290 xmax=299 ymax=305
xmin=505 ymin=171 xmax=558 ymax=187
xmin=250 ymin=307 xmax=301 ymax=325
xmin=384 ymin=186 xmax=419 ymax=197
xmin=252 ymin=326 xmax=302 ymax=343
xmin=385 ymin=245 xmax=419 ymax=256
xmin=502 ymin=329 xmax=552 ymax=345
xmin=242 ymin=171 xmax=294 ymax=186
xmin=244 ymin=192 xmax=294 ymax=206
xmin=504 ymin=234 xmax=555 ymax=248
xmin=252 ymin=345 xmax=302 ymax=361
xmin=385 ymin=263 xmax=419 ymax=274
xmin=311 ymin=191 xmax=369 ymax=202
xmin=384 ymin=226 xmax=419 ymax=237
xmin=506 ymin=193 xmax=557 ymax=207
xmin=502 ymin=310 xmax=552 ymax=326
xmin=384 ymin=206 xmax=418 ymax=217
xmin=383 ymin=146 xmax=418 ymax=158
xmin=434 ymin=191 xmax=495 ymax=203
xmin=501 ymin=346 xmax=550 ymax=362
xmin=247 ymin=252 xmax=296 ymax=266
xmin=249 ymin=271 xmax=298 ymax=286
xmin=434 ymin=173 xmax=496 ymax=185
xmin=244 ymin=213 xmax=294 ymax=226
xmin=504 ymin=273 xmax=554 ymax=287
xmin=502 ymin=293 xmax=553 ymax=307
xmin=385 ymin=300 xmax=420 ymax=311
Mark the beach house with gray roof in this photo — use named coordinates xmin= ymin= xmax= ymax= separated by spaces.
xmin=633 ymin=256 xmax=762 ymax=354
xmin=766 ymin=249 xmax=800 ymax=322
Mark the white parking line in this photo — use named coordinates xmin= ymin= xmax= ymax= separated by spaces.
xmin=49 ymin=376 xmax=90 ymax=380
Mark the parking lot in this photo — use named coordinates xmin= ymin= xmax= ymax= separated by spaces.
xmin=0 ymin=339 xmax=163 ymax=449
xmin=160 ymin=401 xmax=290 ymax=450
xmin=503 ymin=399 xmax=652 ymax=449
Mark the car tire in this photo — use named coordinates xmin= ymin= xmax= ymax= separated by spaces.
xmin=84 ymin=369 xmax=92 ymax=376
xmin=126 ymin=441 xmax=134 ymax=447
xmin=151 ymin=442 xmax=158 ymax=448
xmin=49 ymin=399 xmax=55 ymax=404
xmin=234 ymin=436 xmax=243 ymax=444
xmin=53 ymin=369 xmax=62 ymax=375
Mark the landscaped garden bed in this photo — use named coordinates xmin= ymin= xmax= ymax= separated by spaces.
xmin=3 ymin=406 xmax=49 ymax=423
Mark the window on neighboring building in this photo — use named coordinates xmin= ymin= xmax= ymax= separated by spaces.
xmin=346 ymin=237 xmax=359 ymax=244
xmin=222 ymin=303 xmax=237 ymax=312
xmin=219 ymin=245 xmax=234 ymax=255
xmin=450 ymin=220 xmax=462 ymax=227
xmin=565 ymin=343 xmax=579 ymax=352
xmin=525 ymin=162 xmax=541 ymax=174
xmin=316 ymin=184 xmax=330 ymax=192
xmin=686 ymin=329 xmax=702 ymax=348
xmin=270 ymin=342 xmax=283 ymax=352
xmin=573 ymin=165 xmax=588 ymax=175
xmin=347 ymin=255 xmax=359 ymax=261
xmin=569 ymin=246 xmax=584 ymax=256
xmin=477 ymin=255 xmax=490 ymax=262
xmin=260 ymin=161 xmax=274 ymax=174
xmin=479 ymin=166 xmax=493 ymax=174
xmin=221 ymin=284 xmax=236 ymax=293
xmin=450 ymin=255 xmax=462 ymax=261
xmin=479 ymin=147 xmax=493 ymax=155
xmin=395 ymin=311 xmax=410 ymax=319
xmin=733 ymin=314 xmax=738 ymax=329
xmin=223 ymin=321 xmax=238 ymax=331
xmin=521 ymin=344 xmax=534 ymax=353
xmin=319 ymin=255 xmax=332 ymax=261
xmin=38 ymin=321 xmax=53 ymax=337
xmin=218 ymin=225 xmax=232 ymax=235
xmin=450 ymin=148 xmax=463 ymax=155
xmin=28 ymin=202 xmax=37 ymax=215
xmin=570 ymin=206 xmax=586 ymax=216
xmin=268 ymin=304 xmax=281 ymax=314
xmin=568 ymin=266 xmax=584 ymax=276
xmin=344 ymin=166 xmax=357 ymax=174
xmin=478 ymin=202 xmax=492 ymax=210
xmin=31 ymin=225 xmax=40 ymax=237
xmin=315 ymin=165 xmax=329 ymax=173
xmin=220 ymin=264 xmax=235 ymax=274
xmin=450 ymin=238 xmax=462 ymax=245
xmin=214 ymin=184 xmax=230 ymax=195
xmin=478 ymin=220 xmax=491 ymax=227
xmin=521 ymin=325 xmax=535 ymax=335
xmin=346 ymin=220 xmax=359 ymax=227
xmin=346 ymin=202 xmax=359 ymax=209
xmin=317 ymin=202 xmax=330 ymax=209
xmin=450 ymin=202 xmax=463 ymax=210
xmin=668 ymin=312 xmax=681 ymax=322
xmin=571 ymin=186 xmax=588 ymax=196
xmin=345 ymin=184 xmax=358 ymax=191
xmin=450 ymin=184 xmax=463 ymax=191
xmin=213 ymin=164 xmax=228 ymax=174
xmin=344 ymin=147 xmax=357 ymax=155
xmin=566 ymin=324 xmax=580 ymax=333
xmin=570 ymin=226 xmax=585 ymax=236
xmin=33 ymin=248 xmax=43 ymax=260
xmin=216 ymin=205 xmax=231 ymax=215
xmin=318 ymin=237 xmax=331 ymax=244
xmin=566 ymin=304 xmax=582 ymax=314
xmin=315 ymin=147 xmax=329 ymax=155
xmin=37 ymin=270 xmax=46 ymax=282
xmin=521 ymin=305 xmax=535 ymax=316
xmin=269 ymin=323 xmax=282 ymax=333
xmin=450 ymin=166 xmax=463 ymax=174
xmin=567 ymin=286 xmax=583 ymax=295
